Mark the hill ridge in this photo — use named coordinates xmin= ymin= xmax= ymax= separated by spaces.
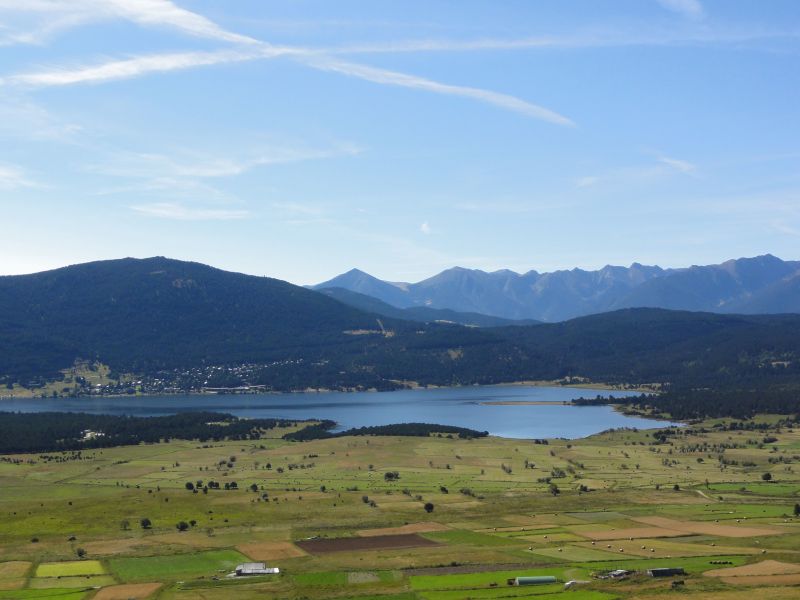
xmin=313 ymin=255 xmax=800 ymax=321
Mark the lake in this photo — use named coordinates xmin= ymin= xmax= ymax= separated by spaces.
xmin=0 ymin=385 xmax=678 ymax=439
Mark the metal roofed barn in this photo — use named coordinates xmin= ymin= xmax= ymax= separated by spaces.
xmin=235 ymin=563 xmax=280 ymax=576
xmin=647 ymin=567 xmax=686 ymax=577
xmin=507 ymin=575 xmax=557 ymax=586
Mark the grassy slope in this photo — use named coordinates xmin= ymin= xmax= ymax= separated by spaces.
xmin=0 ymin=419 xmax=798 ymax=599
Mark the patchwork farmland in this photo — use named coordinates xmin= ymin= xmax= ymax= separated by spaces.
xmin=1 ymin=418 xmax=800 ymax=599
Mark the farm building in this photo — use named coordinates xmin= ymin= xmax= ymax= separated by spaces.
xmin=235 ymin=563 xmax=280 ymax=576
xmin=507 ymin=575 xmax=557 ymax=586
xmin=647 ymin=567 xmax=685 ymax=577
xmin=607 ymin=569 xmax=630 ymax=579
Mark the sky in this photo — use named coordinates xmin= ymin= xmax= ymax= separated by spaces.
xmin=1 ymin=0 xmax=799 ymax=284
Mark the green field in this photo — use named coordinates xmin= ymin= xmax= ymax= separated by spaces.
xmin=28 ymin=575 xmax=116 ymax=589
xmin=35 ymin=561 xmax=105 ymax=577
xmin=1 ymin=418 xmax=800 ymax=599
xmin=0 ymin=591 xmax=90 ymax=600
xmin=110 ymin=549 xmax=248 ymax=582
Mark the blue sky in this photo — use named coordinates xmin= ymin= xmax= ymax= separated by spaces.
xmin=1 ymin=0 xmax=799 ymax=284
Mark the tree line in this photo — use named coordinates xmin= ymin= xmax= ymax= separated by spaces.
xmin=0 ymin=412 xmax=296 ymax=453
xmin=283 ymin=421 xmax=489 ymax=441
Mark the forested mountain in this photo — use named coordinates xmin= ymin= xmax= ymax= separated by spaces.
xmin=313 ymin=255 xmax=800 ymax=321
xmin=317 ymin=287 xmax=540 ymax=327
xmin=0 ymin=257 xmax=413 ymax=382
xmin=314 ymin=268 xmax=414 ymax=308
xmin=1 ymin=257 xmax=799 ymax=418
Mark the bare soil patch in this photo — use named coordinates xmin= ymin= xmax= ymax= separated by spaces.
xmin=502 ymin=515 xmax=557 ymax=526
xmin=567 ymin=511 xmax=628 ymax=522
xmin=634 ymin=516 xmax=781 ymax=538
xmin=719 ymin=574 xmax=800 ymax=586
xmin=705 ymin=560 xmax=800 ymax=578
xmin=149 ymin=532 xmax=227 ymax=548
xmin=83 ymin=538 xmax=160 ymax=556
xmin=630 ymin=586 xmax=800 ymax=599
xmin=577 ymin=527 xmax=687 ymax=540
xmin=0 ymin=562 xmax=30 ymax=578
xmin=357 ymin=522 xmax=449 ymax=537
xmin=237 ymin=541 xmax=307 ymax=561
xmin=477 ymin=524 xmax=555 ymax=534
xmin=576 ymin=538 xmax=761 ymax=558
xmin=0 ymin=560 xmax=30 ymax=590
xmin=347 ymin=571 xmax=380 ymax=583
xmin=93 ymin=583 xmax=162 ymax=599
xmin=296 ymin=534 xmax=439 ymax=554
xmin=406 ymin=562 xmax=530 ymax=576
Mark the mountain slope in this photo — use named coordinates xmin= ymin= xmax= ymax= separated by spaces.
xmin=314 ymin=255 xmax=800 ymax=321
xmin=0 ymin=257 xmax=406 ymax=381
xmin=1 ymin=258 xmax=799 ymax=409
xmin=318 ymin=287 xmax=540 ymax=327
xmin=612 ymin=255 xmax=800 ymax=313
xmin=313 ymin=268 xmax=414 ymax=308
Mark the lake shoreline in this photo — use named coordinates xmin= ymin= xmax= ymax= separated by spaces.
xmin=0 ymin=384 xmax=678 ymax=440
xmin=0 ymin=378 xmax=658 ymax=401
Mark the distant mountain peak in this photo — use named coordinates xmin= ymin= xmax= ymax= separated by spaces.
xmin=315 ymin=268 xmax=413 ymax=308
xmin=313 ymin=255 xmax=799 ymax=322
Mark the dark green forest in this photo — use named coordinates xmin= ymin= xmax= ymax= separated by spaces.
xmin=0 ymin=412 xmax=296 ymax=454
xmin=1 ymin=257 xmax=799 ymax=418
xmin=282 ymin=421 xmax=489 ymax=441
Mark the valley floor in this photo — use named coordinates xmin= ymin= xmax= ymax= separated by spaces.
xmin=1 ymin=418 xmax=799 ymax=599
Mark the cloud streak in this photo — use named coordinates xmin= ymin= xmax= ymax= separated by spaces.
xmin=90 ymin=143 xmax=362 ymax=181
xmin=0 ymin=1 xmax=575 ymax=126
xmin=7 ymin=0 xmax=795 ymax=127
xmin=0 ymin=0 xmax=261 ymax=45
xmin=305 ymin=58 xmax=575 ymax=126
xmin=658 ymin=155 xmax=697 ymax=174
xmin=0 ymin=163 xmax=38 ymax=189
xmin=130 ymin=202 xmax=249 ymax=220
xmin=577 ymin=155 xmax=700 ymax=190
xmin=656 ymin=0 xmax=704 ymax=20
xmin=6 ymin=49 xmax=270 ymax=87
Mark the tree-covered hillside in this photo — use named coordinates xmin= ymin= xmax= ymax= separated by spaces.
xmin=0 ymin=257 xmax=413 ymax=382
xmin=1 ymin=258 xmax=799 ymax=418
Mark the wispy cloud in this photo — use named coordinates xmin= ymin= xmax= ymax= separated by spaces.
xmin=271 ymin=202 xmax=333 ymax=225
xmin=0 ymin=0 xmax=261 ymax=45
xmin=656 ymin=0 xmax=704 ymax=20
xmin=0 ymin=11 xmax=91 ymax=46
xmin=0 ymin=1 xmax=575 ymax=126
xmin=90 ymin=143 xmax=361 ymax=180
xmin=658 ymin=155 xmax=697 ymax=174
xmin=771 ymin=220 xmax=800 ymax=237
xmin=577 ymin=154 xmax=699 ymax=190
xmin=576 ymin=176 xmax=599 ymax=188
xmin=0 ymin=163 xmax=38 ymax=189
xmin=7 ymin=49 xmax=272 ymax=87
xmin=318 ymin=26 xmax=800 ymax=56
xmin=420 ymin=221 xmax=432 ymax=234
xmin=272 ymin=202 xmax=325 ymax=217
xmin=454 ymin=199 xmax=574 ymax=214
xmin=9 ymin=0 xmax=793 ymax=127
xmin=130 ymin=202 xmax=249 ymax=220
xmin=101 ymin=0 xmax=261 ymax=45
xmin=306 ymin=58 xmax=575 ymax=126
xmin=0 ymin=97 xmax=82 ymax=140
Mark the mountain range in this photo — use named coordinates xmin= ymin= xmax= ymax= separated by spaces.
xmin=1 ymin=256 xmax=799 ymax=416
xmin=313 ymin=255 xmax=800 ymax=322
xmin=317 ymin=287 xmax=540 ymax=327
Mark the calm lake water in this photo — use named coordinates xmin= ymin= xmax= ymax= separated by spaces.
xmin=0 ymin=385 xmax=678 ymax=439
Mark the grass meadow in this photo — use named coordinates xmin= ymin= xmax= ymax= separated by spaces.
xmin=0 ymin=417 xmax=799 ymax=598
